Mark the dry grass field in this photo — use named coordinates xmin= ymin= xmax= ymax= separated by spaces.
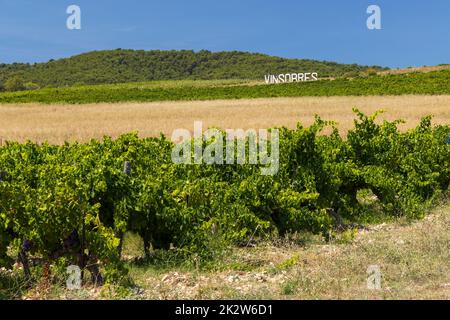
xmin=0 ymin=95 xmax=449 ymax=144
xmin=379 ymin=65 xmax=450 ymax=75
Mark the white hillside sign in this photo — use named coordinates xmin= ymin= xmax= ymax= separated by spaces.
xmin=264 ymin=72 xmax=319 ymax=84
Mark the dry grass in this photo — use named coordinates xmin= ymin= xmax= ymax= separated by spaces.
xmin=37 ymin=200 xmax=449 ymax=300
xmin=121 ymin=202 xmax=450 ymax=300
xmin=379 ymin=65 xmax=450 ymax=75
xmin=0 ymin=95 xmax=449 ymax=144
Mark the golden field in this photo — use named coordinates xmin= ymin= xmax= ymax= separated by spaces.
xmin=0 ymin=95 xmax=449 ymax=144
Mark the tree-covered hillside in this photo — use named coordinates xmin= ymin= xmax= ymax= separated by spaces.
xmin=0 ymin=49 xmax=386 ymax=88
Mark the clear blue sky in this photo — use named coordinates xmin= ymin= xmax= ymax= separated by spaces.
xmin=0 ymin=0 xmax=449 ymax=68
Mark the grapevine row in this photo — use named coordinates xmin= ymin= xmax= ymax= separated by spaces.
xmin=0 ymin=111 xmax=448 ymax=283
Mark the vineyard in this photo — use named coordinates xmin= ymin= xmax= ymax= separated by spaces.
xmin=0 ymin=110 xmax=448 ymax=286
xmin=0 ymin=71 xmax=449 ymax=104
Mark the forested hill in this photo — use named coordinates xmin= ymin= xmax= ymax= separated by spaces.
xmin=0 ymin=49 xmax=386 ymax=87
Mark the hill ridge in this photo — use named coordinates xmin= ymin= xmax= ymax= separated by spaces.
xmin=0 ymin=49 xmax=386 ymax=88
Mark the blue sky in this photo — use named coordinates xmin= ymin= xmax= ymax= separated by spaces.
xmin=0 ymin=0 xmax=449 ymax=68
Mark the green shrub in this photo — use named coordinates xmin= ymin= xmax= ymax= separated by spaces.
xmin=365 ymin=68 xmax=379 ymax=76
xmin=4 ymin=76 xmax=26 ymax=92
xmin=24 ymin=82 xmax=40 ymax=91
